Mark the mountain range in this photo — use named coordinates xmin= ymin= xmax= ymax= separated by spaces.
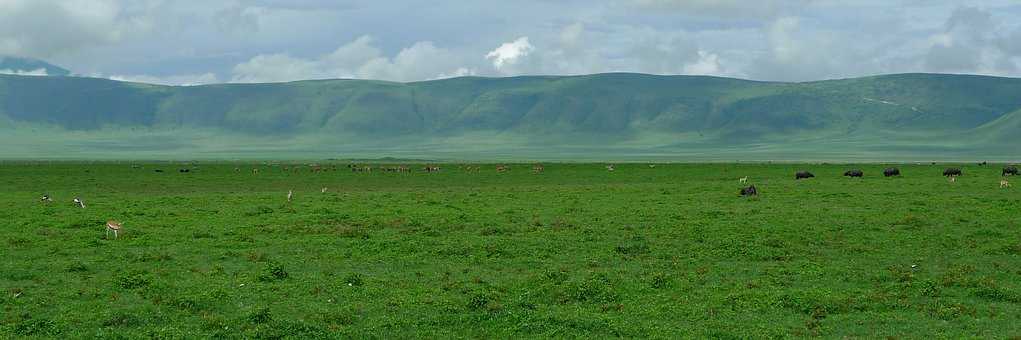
xmin=0 ymin=61 xmax=1019 ymax=160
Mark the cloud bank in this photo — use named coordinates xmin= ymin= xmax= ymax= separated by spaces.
xmin=2 ymin=0 xmax=1020 ymax=84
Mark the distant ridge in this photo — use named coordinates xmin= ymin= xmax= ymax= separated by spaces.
xmin=1 ymin=72 xmax=1019 ymax=160
xmin=0 ymin=56 xmax=71 ymax=76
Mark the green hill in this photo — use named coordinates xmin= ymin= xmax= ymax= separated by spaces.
xmin=1 ymin=72 xmax=1019 ymax=160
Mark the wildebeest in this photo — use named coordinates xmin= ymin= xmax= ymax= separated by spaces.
xmin=1003 ymin=166 xmax=1019 ymax=176
xmin=843 ymin=169 xmax=863 ymax=178
xmin=943 ymin=168 xmax=962 ymax=177
xmin=883 ymin=168 xmax=900 ymax=177
xmin=795 ymin=171 xmax=814 ymax=180
xmin=740 ymin=185 xmax=758 ymax=196
xmin=154 ymin=169 xmax=164 ymax=173
xmin=179 ymin=168 xmax=190 ymax=173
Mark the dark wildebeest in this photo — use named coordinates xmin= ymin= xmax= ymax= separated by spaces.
xmin=1003 ymin=166 xmax=1019 ymax=176
xmin=795 ymin=171 xmax=815 ymax=180
xmin=740 ymin=185 xmax=758 ymax=196
xmin=154 ymin=169 xmax=164 ymax=173
xmin=843 ymin=169 xmax=863 ymax=178
xmin=943 ymin=168 xmax=962 ymax=177
xmin=883 ymin=168 xmax=900 ymax=177
xmin=179 ymin=168 xmax=190 ymax=173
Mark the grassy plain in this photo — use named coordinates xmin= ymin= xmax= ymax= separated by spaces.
xmin=2 ymin=162 xmax=1021 ymax=338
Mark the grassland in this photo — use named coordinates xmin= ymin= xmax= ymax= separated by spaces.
xmin=2 ymin=162 xmax=1021 ymax=338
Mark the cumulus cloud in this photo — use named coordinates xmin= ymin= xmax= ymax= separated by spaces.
xmin=924 ymin=6 xmax=1018 ymax=75
xmin=109 ymin=73 xmax=220 ymax=86
xmin=485 ymin=37 xmax=535 ymax=73
xmin=0 ymin=0 xmax=143 ymax=57
xmin=231 ymin=35 xmax=473 ymax=83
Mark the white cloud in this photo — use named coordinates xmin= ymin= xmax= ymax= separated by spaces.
xmin=109 ymin=73 xmax=220 ymax=86
xmin=485 ymin=37 xmax=534 ymax=73
xmin=0 ymin=68 xmax=49 ymax=76
xmin=231 ymin=35 xmax=473 ymax=83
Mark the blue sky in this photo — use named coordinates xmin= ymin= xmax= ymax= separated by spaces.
xmin=2 ymin=0 xmax=1020 ymax=84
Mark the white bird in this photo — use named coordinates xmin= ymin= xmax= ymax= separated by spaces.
xmin=287 ymin=190 xmax=293 ymax=202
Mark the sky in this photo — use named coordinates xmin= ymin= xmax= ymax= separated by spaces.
xmin=2 ymin=0 xmax=1021 ymax=85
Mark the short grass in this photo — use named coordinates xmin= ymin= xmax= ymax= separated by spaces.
xmin=2 ymin=162 xmax=1020 ymax=338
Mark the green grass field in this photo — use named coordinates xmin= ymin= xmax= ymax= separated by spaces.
xmin=2 ymin=162 xmax=1021 ymax=338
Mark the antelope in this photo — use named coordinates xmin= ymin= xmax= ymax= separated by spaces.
xmin=234 ymin=167 xmax=241 ymax=172
xmin=739 ymin=176 xmax=748 ymax=184
xmin=322 ymin=187 xmax=328 ymax=193
xmin=1001 ymin=179 xmax=1011 ymax=188
xmin=253 ymin=168 xmax=260 ymax=174
xmin=948 ymin=176 xmax=957 ymax=183
xmin=606 ymin=164 xmax=615 ymax=172
xmin=496 ymin=165 xmax=508 ymax=173
xmin=649 ymin=164 xmax=656 ymax=168
xmin=41 ymin=194 xmax=52 ymax=203
xmin=287 ymin=190 xmax=293 ymax=202
xmin=73 ymin=197 xmax=85 ymax=208
xmin=532 ymin=164 xmax=544 ymax=173
xmin=106 ymin=220 xmax=122 ymax=239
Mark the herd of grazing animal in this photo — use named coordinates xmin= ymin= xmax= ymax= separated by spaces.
xmin=38 ymin=162 xmax=1019 ymax=237
xmin=738 ymin=165 xmax=1018 ymax=196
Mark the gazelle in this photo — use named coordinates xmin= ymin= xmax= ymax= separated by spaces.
xmin=532 ymin=164 xmax=544 ymax=173
xmin=948 ymin=176 xmax=957 ymax=183
xmin=739 ymin=176 xmax=748 ymax=184
xmin=41 ymin=194 xmax=52 ymax=203
xmin=321 ymin=187 xmax=328 ymax=193
xmin=106 ymin=220 xmax=122 ymax=239
xmin=606 ymin=164 xmax=615 ymax=172
xmin=1001 ymin=179 xmax=1011 ymax=188
xmin=73 ymin=197 xmax=85 ymax=208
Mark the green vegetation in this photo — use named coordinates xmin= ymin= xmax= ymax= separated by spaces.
xmin=1 ymin=73 xmax=1020 ymax=160
xmin=3 ymin=162 xmax=1021 ymax=337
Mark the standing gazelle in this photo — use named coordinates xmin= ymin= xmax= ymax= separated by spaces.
xmin=106 ymin=220 xmax=122 ymax=239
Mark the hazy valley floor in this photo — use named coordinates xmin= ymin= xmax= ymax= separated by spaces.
xmin=2 ymin=162 xmax=1021 ymax=337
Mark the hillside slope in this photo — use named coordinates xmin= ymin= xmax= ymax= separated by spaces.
xmin=0 ymin=73 xmax=1019 ymax=160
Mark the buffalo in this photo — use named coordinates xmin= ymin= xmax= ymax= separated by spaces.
xmin=943 ymin=168 xmax=962 ymax=177
xmin=1004 ymin=166 xmax=1019 ymax=176
xmin=740 ymin=185 xmax=758 ymax=196
xmin=883 ymin=168 xmax=900 ymax=177
xmin=795 ymin=171 xmax=815 ymax=180
xmin=843 ymin=169 xmax=863 ymax=178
